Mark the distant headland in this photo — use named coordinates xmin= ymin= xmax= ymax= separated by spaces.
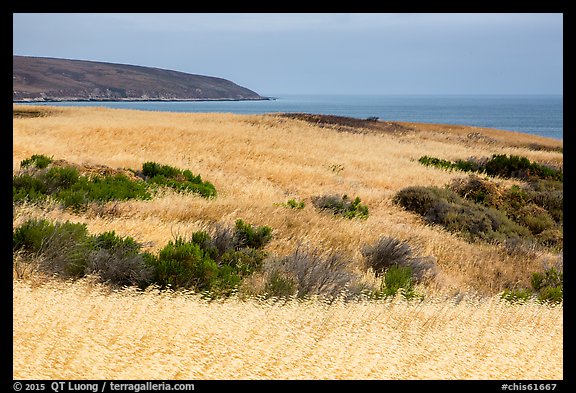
xmin=13 ymin=55 xmax=269 ymax=102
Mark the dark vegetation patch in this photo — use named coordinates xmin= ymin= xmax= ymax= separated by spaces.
xmin=524 ymin=143 xmax=563 ymax=154
xmin=277 ymin=113 xmax=415 ymax=134
xmin=13 ymin=108 xmax=53 ymax=118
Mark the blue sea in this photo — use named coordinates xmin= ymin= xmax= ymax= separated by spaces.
xmin=25 ymin=94 xmax=563 ymax=141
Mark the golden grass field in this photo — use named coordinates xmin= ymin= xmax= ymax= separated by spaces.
xmin=13 ymin=104 xmax=563 ymax=380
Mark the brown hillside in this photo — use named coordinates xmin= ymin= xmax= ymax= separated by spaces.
xmin=13 ymin=55 xmax=266 ymax=102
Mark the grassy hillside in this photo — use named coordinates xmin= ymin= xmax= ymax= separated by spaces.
xmin=13 ymin=105 xmax=563 ymax=379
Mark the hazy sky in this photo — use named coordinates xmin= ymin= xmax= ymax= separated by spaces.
xmin=12 ymin=13 xmax=563 ymax=96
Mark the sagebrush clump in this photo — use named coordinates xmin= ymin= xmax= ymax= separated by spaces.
xmin=393 ymin=173 xmax=562 ymax=251
xmin=261 ymin=245 xmax=366 ymax=300
xmin=361 ymin=236 xmax=438 ymax=283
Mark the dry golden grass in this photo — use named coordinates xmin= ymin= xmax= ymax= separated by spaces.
xmin=13 ymin=104 xmax=563 ymax=380
xmin=13 ymin=277 xmax=563 ymax=380
xmin=12 ymin=104 xmax=563 ymax=293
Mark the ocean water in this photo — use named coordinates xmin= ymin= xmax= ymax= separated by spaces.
xmin=24 ymin=94 xmax=563 ymax=141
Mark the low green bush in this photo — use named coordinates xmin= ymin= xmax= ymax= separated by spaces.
xmin=148 ymin=237 xmax=220 ymax=292
xmin=484 ymin=154 xmax=562 ymax=181
xmin=264 ymin=270 xmax=298 ymax=299
xmin=12 ymin=217 xmax=269 ymax=297
xmin=20 ymin=154 xmax=53 ymax=169
xmin=13 ymin=174 xmax=49 ymax=203
xmin=418 ymin=154 xmax=562 ymax=182
xmin=13 ymin=218 xmax=93 ymax=277
xmin=281 ymin=198 xmax=305 ymax=209
xmin=311 ymin=194 xmax=369 ymax=219
xmin=13 ymin=156 xmax=217 ymax=210
xmin=233 ymin=219 xmax=273 ymax=250
xmin=501 ymin=265 xmax=563 ymax=304
xmin=537 ymin=286 xmax=563 ymax=304
xmin=142 ymin=161 xmax=182 ymax=179
xmin=142 ymin=161 xmax=217 ymax=198
xmin=531 ymin=266 xmax=563 ymax=293
xmin=501 ymin=288 xmax=533 ymax=303
xmin=378 ymin=265 xmax=418 ymax=299
xmin=142 ymin=219 xmax=272 ymax=295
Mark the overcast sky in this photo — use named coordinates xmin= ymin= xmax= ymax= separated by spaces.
xmin=12 ymin=13 xmax=563 ymax=96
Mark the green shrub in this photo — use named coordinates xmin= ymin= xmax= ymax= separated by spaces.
xmin=13 ymin=174 xmax=49 ymax=202
xmin=142 ymin=161 xmax=181 ymax=179
xmin=12 ymin=217 xmax=274 ymax=296
xmin=531 ymin=267 xmax=563 ymax=292
xmin=13 ymin=156 xmax=216 ymax=211
xmin=233 ymin=219 xmax=273 ymax=250
xmin=221 ymin=248 xmax=266 ymax=276
xmin=264 ymin=270 xmax=298 ymax=299
xmin=502 ymin=265 xmax=563 ymax=304
xmin=537 ymin=286 xmax=563 ymax=304
xmin=418 ymin=156 xmax=458 ymax=171
xmin=283 ymin=198 xmax=305 ymax=209
xmin=501 ymin=288 xmax=533 ymax=303
xmin=20 ymin=154 xmax=53 ymax=169
xmin=145 ymin=220 xmax=271 ymax=295
xmin=311 ymin=194 xmax=369 ymax=219
xmin=377 ymin=265 xmax=418 ymax=299
xmin=92 ymin=231 xmax=141 ymax=255
xmin=56 ymin=189 xmax=90 ymax=212
xmin=13 ymin=218 xmax=60 ymax=253
xmin=484 ymin=154 xmax=562 ymax=181
xmin=43 ymin=166 xmax=80 ymax=192
xmin=150 ymin=237 xmax=219 ymax=291
xmin=142 ymin=161 xmax=217 ymax=198
xmin=69 ymin=173 xmax=152 ymax=202
xmin=13 ymin=218 xmax=92 ymax=277
xmin=418 ymin=154 xmax=562 ymax=181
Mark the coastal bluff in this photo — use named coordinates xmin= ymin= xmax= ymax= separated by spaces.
xmin=13 ymin=55 xmax=267 ymax=102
